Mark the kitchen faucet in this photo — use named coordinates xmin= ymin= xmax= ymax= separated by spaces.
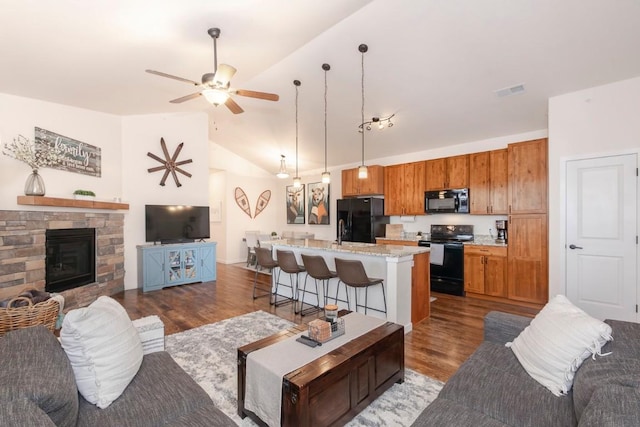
xmin=338 ymin=218 xmax=345 ymax=245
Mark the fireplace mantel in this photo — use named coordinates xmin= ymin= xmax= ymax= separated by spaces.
xmin=17 ymin=196 xmax=129 ymax=210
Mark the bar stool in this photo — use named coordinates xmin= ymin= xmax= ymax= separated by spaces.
xmin=334 ymin=258 xmax=387 ymax=317
xmin=300 ymin=254 xmax=336 ymax=316
xmin=275 ymin=250 xmax=306 ymax=309
xmin=253 ymin=247 xmax=278 ymax=300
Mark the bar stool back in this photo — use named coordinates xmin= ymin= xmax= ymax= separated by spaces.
xmin=300 ymin=254 xmax=338 ymax=315
xmin=334 ymin=258 xmax=387 ymax=317
xmin=253 ymin=247 xmax=278 ymax=300
xmin=275 ymin=250 xmax=306 ymax=309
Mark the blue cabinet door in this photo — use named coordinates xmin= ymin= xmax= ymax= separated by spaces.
xmin=199 ymin=243 xmax=217 ymax=282
xmin=142 ymin=248 xmax=165 ymax=291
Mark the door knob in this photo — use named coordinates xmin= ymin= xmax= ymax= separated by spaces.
xmin=569 ymin=244 xmax=583 ymax=250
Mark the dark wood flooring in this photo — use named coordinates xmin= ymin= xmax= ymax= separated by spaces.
xmin=113 ymin=263 xmax=538 ymax=382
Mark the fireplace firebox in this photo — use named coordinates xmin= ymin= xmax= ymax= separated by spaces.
xmin=45 ymin=228 xmax=96 ymax=293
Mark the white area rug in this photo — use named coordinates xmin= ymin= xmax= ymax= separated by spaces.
xmin=165 ymin=310 xmax=443 ymax=426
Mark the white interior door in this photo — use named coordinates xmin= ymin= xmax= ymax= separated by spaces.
xmin=566 ymin=154 xmax=637 ymax=322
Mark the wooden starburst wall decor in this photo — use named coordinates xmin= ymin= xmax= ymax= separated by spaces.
xmin=147 ymin=137 xmax=193 ymax=187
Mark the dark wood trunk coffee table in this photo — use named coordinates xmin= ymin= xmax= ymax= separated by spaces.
xmin=237 ymin=317 xmax=404 ymax=427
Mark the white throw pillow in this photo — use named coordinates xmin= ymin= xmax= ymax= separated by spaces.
xmin=506 ymin=294 xmax=612 ymax=396
xmin=60 ymin=296 xmax=143 ymax=408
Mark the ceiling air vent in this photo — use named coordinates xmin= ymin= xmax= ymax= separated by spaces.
xmin=495 ymin=84 xmax=526 ymax=98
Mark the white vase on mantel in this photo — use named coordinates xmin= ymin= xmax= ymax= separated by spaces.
xmin=74 ymin=194 xmax=95 ymax=201
xmin=24 ymin=169 xmax=45 ymax=196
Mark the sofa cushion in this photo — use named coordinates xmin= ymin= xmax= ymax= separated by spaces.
xmin=76 ymin=351 xmax=235 ymax=427
xmin=578 ymin=384 xmax=640 ymax=427
xmin=0 ymin=325 xmax=79 ymax=427
xmin=412 ymin=397 xmax=509 ymax=427
xmin=436 ymin=341 xmax=577 ymax=426
xmin=60 ymin=295 xmax=143 ymax=409
xmin=506 ymin=295 xmax=612 ymax=396
xmin=0 ymin=397 xmax=57 ymax=426
xmin=573 ymin=319 xmax=640 ymax=421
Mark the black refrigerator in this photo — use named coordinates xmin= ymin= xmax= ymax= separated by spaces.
xmin=336 ymin=198 xmax=390 ymax=243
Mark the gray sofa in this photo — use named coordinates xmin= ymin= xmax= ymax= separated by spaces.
xmin=413 ymin=311 xmax=640 ymax=427
xmin=0 ymin=325 xmax=235 ymax=426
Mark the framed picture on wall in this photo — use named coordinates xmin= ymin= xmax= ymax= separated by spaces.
xmin=286 ymin=185 xmax=305 ymax=224
xmin=307 ymin=182 xmax=330 ymax=225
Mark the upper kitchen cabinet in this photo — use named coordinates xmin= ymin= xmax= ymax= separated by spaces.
xmin=383 ymin=161 xmax=426 ymax=215
xmin=469 ymin=149 xmax=508 ymax=214
xmin=342 ymin=165 xmax=384 ymax=197
xmin=425 ymin=155 xmax=469 ymax=190
xmin=508 ymin=139 xmax=548 ymax=214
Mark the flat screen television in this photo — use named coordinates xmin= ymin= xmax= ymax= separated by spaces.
xmin=145 ymin=205 xmax=210 ymax=244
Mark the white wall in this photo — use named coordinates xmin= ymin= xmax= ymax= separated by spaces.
xmin=121 ymin=112 xmax=209 ymax=290
xmin=0 ymin=93 xmax=122 ymax=207
xmin=548 ymin=76 xmax=640 ymax=297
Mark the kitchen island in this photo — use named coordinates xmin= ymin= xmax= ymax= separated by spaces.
xmin=268 ymin=239 xmax=430 ymax=332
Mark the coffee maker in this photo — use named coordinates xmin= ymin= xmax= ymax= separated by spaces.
xmin=495 ymin=220 xmax=507 ymax=243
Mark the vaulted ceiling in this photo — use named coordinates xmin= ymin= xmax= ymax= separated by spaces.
xmin=2 ymin=0 xmax=640 ymax=175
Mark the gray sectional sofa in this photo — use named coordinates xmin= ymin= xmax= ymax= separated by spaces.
xmin=0 ymin=325 xmax=235 ymax=426
xmin=413 ymin=311 xmax=640 ymax=427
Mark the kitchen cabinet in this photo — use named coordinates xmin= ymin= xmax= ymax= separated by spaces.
xmin=137 ymin=242 xmax=217 ymax=292
xmin=425 ymin=155 xmax=469 ymax=190
xmin=508 ymin=138 xmax=548 ymax=214
xmin=375 ymin=239 xmax=419 ymax=246
xmin=383 ymin=161 xmax=426 ymax=215
xmin=464 ymin=245 xmax=507 ymax=297
xmin=341 ymin=165 xmax=384 ymax=197
xmin=507 ymin=214 xmax=548 ymax=304
xmin=469 ymin=149 xmax=508 ymax=214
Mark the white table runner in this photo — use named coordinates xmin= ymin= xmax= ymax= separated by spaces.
xmin=245 ymin=312 xmax=386 ymax=426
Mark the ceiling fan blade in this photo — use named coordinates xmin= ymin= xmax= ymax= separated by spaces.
xmin=146 ymin=69 xmax=199 ymax=86
xmin=213 ymin=64 xmax=237 ymax=86
xmin=169 ymin=92 xmax=202 ymax=104
xmin=225 ymin=97 xmax=244 ymax=114
xmin=234 ymin=89 xmax=279 ymax=101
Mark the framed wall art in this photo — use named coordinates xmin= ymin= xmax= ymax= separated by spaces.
xmin=307 ymin=182 xmax=330 ymax=225
xmin=286 ymin=185 xmax=305 ymax=224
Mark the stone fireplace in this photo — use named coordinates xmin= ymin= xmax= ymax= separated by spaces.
xmin=0 ymin=210 xmax=125 ymax=310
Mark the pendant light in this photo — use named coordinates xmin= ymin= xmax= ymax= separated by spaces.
xmin=358 ymin=44 xmax=368 ymax=180
xmin=292 ymin=80 xmax=302 ymax=188
xmin=321 ymin=63 xmax=331 ymax=184
xmin=276 ymin=154 xmax=289 ymax=178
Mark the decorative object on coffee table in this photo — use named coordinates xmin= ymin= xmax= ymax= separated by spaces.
xmin=147 ymin=137 xmax=193 ymax=187
xmin=2 ymin=134 xmax=65 ymax=196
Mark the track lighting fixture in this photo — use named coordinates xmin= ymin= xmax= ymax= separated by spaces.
xmin=358 ymin=114 xmax=395 ymax=133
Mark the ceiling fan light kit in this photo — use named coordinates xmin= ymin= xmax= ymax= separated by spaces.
xmin=146 ymin=27 xmax=278 ymax=114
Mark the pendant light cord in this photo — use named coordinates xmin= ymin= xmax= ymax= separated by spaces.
xmin=361 ymin=48 xmax=365 ymax=166
xmin=324 ymin=68 xmax=328 ymax=173
xmin=295 ymin=82 xmax=299 ymax=178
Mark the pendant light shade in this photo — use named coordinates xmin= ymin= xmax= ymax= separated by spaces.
xmin=321 ymin=63 xmax=331 ymax=184
xmin=276 ymin=155 xmax=289 ymax=178
xmin=358 ymin=44 xmax=368 ymax=180
xmin=293 ymin=79 xmax=302 ymax=188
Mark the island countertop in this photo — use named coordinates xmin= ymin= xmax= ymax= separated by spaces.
xmin=264 ymin=238 xmax=430 ymax=257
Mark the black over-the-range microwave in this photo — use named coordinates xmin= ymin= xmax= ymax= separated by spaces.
xmin=424 ymin=188 xmax=469 ymax=214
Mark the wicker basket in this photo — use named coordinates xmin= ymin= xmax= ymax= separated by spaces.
xmin=0 ymin=297 xmax=60 ymax=336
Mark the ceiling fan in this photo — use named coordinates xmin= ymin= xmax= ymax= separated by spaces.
xmin=146 ymin=27 xmax=279 ymax=114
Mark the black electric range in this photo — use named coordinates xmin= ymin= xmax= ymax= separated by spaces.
xmin=418 ymin=225 xmax=474 ymax=296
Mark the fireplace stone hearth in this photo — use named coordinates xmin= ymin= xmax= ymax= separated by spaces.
xmin=0 ymin=210 xmax=125 ymax=310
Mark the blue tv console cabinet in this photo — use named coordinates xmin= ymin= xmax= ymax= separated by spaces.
xmin=137 ymin=242 xmax=217 ymax=292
